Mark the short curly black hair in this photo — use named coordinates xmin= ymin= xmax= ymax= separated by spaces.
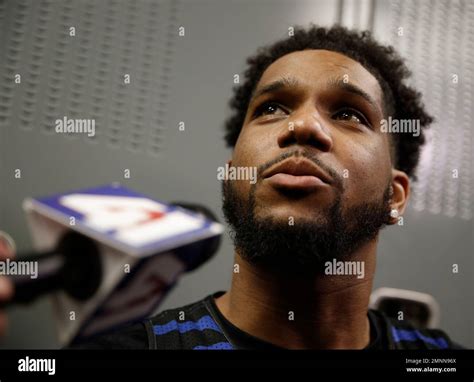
xmin=224 ymin=25 xmax=433 ymax=179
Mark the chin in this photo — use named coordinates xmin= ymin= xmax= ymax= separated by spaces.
xmin=255 ymin=204 xmax=328 ymax=226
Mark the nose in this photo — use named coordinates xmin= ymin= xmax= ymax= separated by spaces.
xmin=277 ymin=108 xmax=333 ymax=152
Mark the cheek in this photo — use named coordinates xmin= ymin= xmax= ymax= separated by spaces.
xmin=229 ymin=137 xmax=260 ymax=201
xmin=341 ymin=140 xmax=391 ymax=203
xmin=233 ymin=125 xmax=274 ymax=168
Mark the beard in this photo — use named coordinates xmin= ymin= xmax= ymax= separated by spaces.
xmin=222 ymin=159 xmax=392 ymax=276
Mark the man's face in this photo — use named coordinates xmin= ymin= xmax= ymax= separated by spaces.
xmin=223 ymin=49 xmax=395 ymax=272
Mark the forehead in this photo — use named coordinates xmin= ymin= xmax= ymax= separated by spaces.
xmin=256 ymin=49 xmax=383 ymax=105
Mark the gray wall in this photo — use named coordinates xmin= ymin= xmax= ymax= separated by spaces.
xmin=0 ymin=0 xmax=472 ymax=348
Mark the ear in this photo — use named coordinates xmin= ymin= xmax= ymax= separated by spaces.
xmin=389 ymin=169 xmax=410 ymax=224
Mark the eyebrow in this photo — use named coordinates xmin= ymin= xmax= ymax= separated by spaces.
xmin=326 ymin=76 xmax=382 ymax=114
xmin=249 ymin=76 xmax=300 ymax=104
xmin=249 ymin=75 xmax=382 ymax=115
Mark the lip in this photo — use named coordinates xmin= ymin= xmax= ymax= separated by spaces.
xmin=263 ymin=157 xmax=331 ymax=191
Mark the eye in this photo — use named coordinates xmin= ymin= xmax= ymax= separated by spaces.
xmin=253 ymin=102 xmax=287 ymax=118
xmin=333 ymin=108 xmax=370 ymax=128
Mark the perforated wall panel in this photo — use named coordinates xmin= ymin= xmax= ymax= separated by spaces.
xmin=374 ymin=0 xmax=473 ymax=220
xmin=0 ymin=0 xmax=179 ymax=156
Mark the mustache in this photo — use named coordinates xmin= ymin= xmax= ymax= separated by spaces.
xmin=257 ymin=148 xmax=344 ymax=190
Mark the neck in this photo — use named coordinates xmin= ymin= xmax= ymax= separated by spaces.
xmin=215 ymin=240 xmax=377 ymax=349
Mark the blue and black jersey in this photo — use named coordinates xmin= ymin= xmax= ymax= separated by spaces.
xmin=73 ymin=291 xmax=462 ymax=350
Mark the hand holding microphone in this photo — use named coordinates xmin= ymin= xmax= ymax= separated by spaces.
xmin=0 ymin=185 xmax=223 ymax=345
xmin=0 ymin=202 xmax=218 ymax=309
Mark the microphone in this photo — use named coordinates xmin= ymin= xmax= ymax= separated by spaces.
xmin=1 ymin=202 xmax=220 ymax=307
xmin=2 ymin=231 xmax=102 ymax=307
xmin=2 ymin=185 xmax=223 ymax=345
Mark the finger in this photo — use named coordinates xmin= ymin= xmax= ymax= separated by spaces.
xmin=0 ymin=313 xmax=8 ymax=337
xmin=0 ymin=240 xmax=14 ymax=259
xmin=0 ymin=277 xmax=14 ymax=300
xmin=0 ymin=231 xmax=16 ymax=259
